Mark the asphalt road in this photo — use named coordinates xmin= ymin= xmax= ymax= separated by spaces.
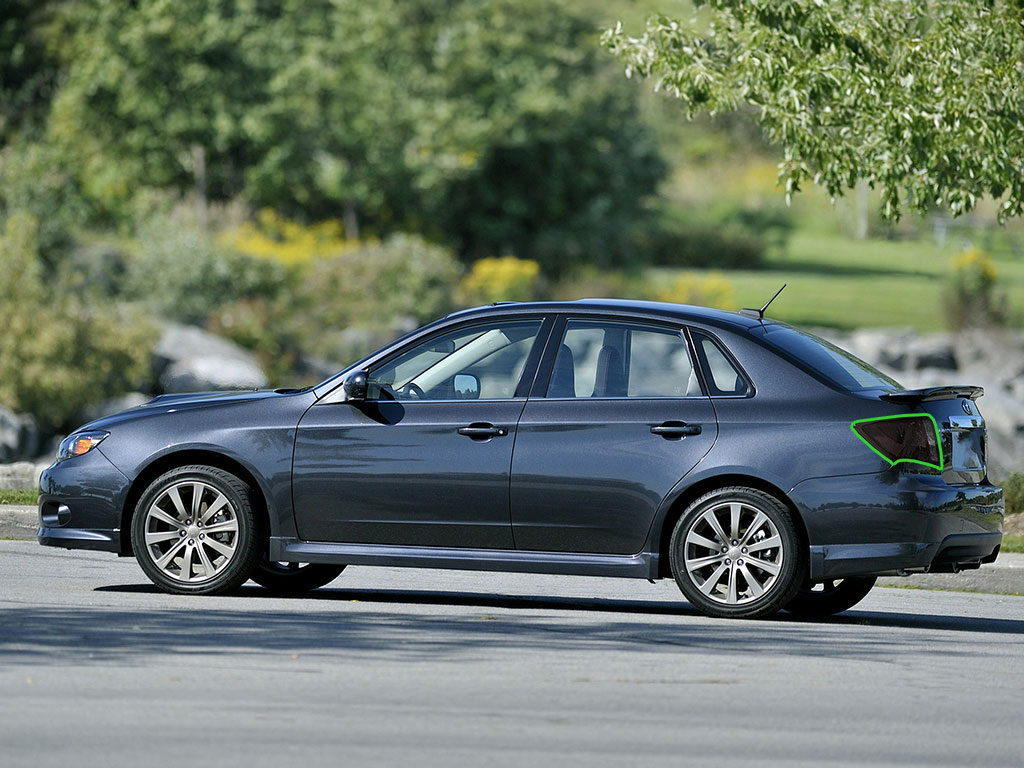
xmin=2 ymin=541 xmax=1023 ymax=768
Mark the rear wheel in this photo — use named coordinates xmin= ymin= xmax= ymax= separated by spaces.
xmin=669 ymin=487 xmax=804 ymax=619
xmin=131 ymin=465 xmax=262 ymax=595
xmin=250 ymin=562 xmax=346 ymax=593
xmin=784 ymin=577 xmax=877 ymax=617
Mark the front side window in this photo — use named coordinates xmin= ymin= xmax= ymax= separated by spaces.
xmin=546 ymin=320 xmax=702 ymax=398
xmin=368 ymin=320 xmax=542 ymax=401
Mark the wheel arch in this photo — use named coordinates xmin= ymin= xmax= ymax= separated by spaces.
xmin=652 ymin=473 xmax=809 ymax=579
xmin=119 ymin=449 xmax=271 ymax=556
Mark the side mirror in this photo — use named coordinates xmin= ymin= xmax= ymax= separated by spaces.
xmin=344 ymin=370 xmax=368 ymax=401
xmin=453 ymin=373 xmax=480 ymax=400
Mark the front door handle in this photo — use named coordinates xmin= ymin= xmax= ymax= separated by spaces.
xmin=457 ymin=422 xmax=508 ymax=440
xmin=651 ymin=421 xmax=702 ymax=439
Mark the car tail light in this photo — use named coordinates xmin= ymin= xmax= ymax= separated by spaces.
xmin=850 ymin=414 xmax=943 ymax=471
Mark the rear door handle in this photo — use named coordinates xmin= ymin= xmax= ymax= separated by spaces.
xmin=457 ymin=422 xmax=508 ymax=440
xmin=651 ymin=421 xmax=702 ymax=439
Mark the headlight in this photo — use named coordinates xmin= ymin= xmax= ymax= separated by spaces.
xmin=56 ymin=431 xmax=110 ymax=462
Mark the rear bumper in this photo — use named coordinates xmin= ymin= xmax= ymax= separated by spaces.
xmin=791 ymin=472 xmax=1004 ymax=580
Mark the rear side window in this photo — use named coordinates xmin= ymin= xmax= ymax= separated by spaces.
xmin=547 ymin=320 xmax=702 ymax=398
xmin=758 ymin=324 xmax=901 ymax=392
xmin=692 ymin=332 xmax=752 ymax=396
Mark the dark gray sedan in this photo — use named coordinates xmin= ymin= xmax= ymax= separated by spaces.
xmin=38 ymin=300 xmax=1004 ymax=618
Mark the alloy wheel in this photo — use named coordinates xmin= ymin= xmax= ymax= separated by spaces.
xmin=682 ymin=499 xmax=785 ymax=606
xmin=141 ymin=479 xmax=240 ymax=583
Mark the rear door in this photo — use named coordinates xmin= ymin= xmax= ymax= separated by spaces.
xmin=510 ymin=317 xmax=718 ymax=554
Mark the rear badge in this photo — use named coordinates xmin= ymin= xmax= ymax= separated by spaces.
xmin=962 ymin=400 xmax=973 ymax=416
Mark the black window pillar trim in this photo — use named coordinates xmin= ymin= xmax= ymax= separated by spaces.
xmin=527 ymin=314 xmax=568 ymax=398
xmin=512 ymin=314 xmax=558 ymax=399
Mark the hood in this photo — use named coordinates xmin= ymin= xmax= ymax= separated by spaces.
xmin=75 ymin=388 xmax=315 ymax=433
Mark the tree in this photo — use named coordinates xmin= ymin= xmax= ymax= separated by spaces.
xmin=48 ymin=0 xmax=665 ymax=271
xmin=604 ymin=0 xmax=1024 ymax=222
xmin=0 ymin=0 xmax=65 ymax=144
xmin=245 ymin=0 xmax=666 ymax=269
xmin=49 ymin=0 xmax=270 ymax=223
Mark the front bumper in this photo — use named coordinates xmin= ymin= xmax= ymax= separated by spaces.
xmin=791 ymin=470 xmax=1004 ymax=580
xmin=36 ymin=449 xmax=131 ymax=554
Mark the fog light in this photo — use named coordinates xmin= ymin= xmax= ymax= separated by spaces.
xmin=40 ymin=502 xmax=72 ymax=527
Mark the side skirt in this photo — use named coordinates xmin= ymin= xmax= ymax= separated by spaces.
xmin=269 ymin=537 xmax=659 ymax=579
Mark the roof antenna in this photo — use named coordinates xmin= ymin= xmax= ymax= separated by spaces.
xmin=739 ymin=283 xmax=786 ymax=321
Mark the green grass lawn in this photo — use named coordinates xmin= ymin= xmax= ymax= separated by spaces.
xmin=1002 ymin=535 xmax=1024 ymax=554
xmin=650 ymin=231 xmax=1024 ymax=331
xmin=0 ymin=489 xmax=37 ymax=505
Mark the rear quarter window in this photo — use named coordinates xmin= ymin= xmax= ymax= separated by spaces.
xmin=692 ymin=331 xmax=752 ymax=396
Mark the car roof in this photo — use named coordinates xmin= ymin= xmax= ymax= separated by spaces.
xmin=445 ymin=298 xmax=769 ymax=332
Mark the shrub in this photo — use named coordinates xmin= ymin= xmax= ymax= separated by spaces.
xmin=457 ymin=257 xmax=542 ymax=306
xmin=0 ymin=142 xmax=86 ymax=264
xmin=654 ymin=273 xmax=736 ymax=309
xmin=549 ymin=267 xmax=654 ymax=302
xmin=637 ymin=201 xmax=791 ymax=270
xmin=125 ymin=216 xmax=288 ymax=324
xmin=0 ymin=212 xmax=157 ymax=429
xmin=1001 ymin=473 xmax=1024 ymax=517
xmin=207 ymin=297 xmax=307 ymax=386
xmin=946 ymin=246 xmax=1007 ymax=330
xmin=298 ymin=234 xmax=462 ymax=364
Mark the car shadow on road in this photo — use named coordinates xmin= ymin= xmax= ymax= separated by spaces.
xmin=4 ymin=583 xmax=1021 ymax=668
xmin=95 ymin=582 xmax=1024 ymax=638
xmin=3 ymin=600 xmax=1022 ymax=668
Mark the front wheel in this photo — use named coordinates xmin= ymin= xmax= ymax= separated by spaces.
xmin=669 ymin=487 xmax=805 ymax=619
xmin=131 ymin=465 xmax=262 ymax=595
xmin=250 ymin=562 xmax=346 ymax=593
xmin=784 ymin=577 xmax=877 ymax=617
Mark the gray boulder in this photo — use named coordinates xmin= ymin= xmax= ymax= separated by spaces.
xmin=155 ymin=323 xmax=268 ymax=394
xmin=0 ymin=460 xmax=50 ymax=489
xmin=80 ymin=392 xmax=153 ymax=424
xmin=0 ymin=405 xmax=40 ymax=463
xmin=905 ymin=334 xmax=957 ymax=371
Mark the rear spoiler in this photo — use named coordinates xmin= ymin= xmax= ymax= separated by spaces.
xmin=880 ymin=386 xmax=983 ymax=403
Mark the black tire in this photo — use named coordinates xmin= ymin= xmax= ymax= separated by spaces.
xmin=784 ymin=577 xmax=877 ymax=618
xmin=131 ymin=465 xmax=263 ymax=595
xmin=669 ymin=486 xmax=805 ymax=619
xmin=250 ymin=562 xmax=346 ymax=593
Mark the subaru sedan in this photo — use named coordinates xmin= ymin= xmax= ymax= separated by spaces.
xmin=38 ymin=300 xmax=1004 ymax=618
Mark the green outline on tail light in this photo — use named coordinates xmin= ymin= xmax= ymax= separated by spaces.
xmin=850 ymin=413 xmax=944 ymax=471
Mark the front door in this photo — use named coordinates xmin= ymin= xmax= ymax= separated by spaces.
xmin=293 ymin=318 xmax=546 ymax=548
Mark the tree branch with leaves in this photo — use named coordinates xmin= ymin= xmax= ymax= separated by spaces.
xmin=604 ymin=0 xmax=1024 ymax=221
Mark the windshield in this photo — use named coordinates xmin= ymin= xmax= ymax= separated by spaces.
xmin=758 ymin=324 xmax=902 ymax=393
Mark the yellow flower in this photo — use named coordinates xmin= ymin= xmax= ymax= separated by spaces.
xmin=218 ymin=209 xmax=363 ymax=268
xmin=655 ymin=272 xmax=736 ymax=309
xmin=458 ymin=256 xmax=541 ymax=305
